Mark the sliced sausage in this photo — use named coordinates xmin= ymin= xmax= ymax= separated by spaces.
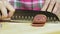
xmin=32 ymin=14 xmax=47 ymax=27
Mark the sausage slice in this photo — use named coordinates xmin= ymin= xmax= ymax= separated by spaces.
xmin=32 ymin=14 xmax=47 ymax=27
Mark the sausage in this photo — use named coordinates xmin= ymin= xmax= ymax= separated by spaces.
xmin=32 ymin=14 xmax=47 ymax=27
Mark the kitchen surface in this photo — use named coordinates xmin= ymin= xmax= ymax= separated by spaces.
xmin=0 ymin=22 xmax=60 ymax=34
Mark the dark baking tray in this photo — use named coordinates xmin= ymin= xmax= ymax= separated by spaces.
xmin=0 ymin=9 xmax=59 ymax=22
xmin=11 ymin=9 xmax=59 ymax=21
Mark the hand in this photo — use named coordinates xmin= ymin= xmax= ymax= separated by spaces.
xmin=41 ymin=0 xmax=60 ymax=20
xmin=0 ymin=0 xmax=15 ymax=20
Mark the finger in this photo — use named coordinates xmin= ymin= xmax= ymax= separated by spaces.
xmin=0 ymin=1 xmax=8 ymax=19
xmin=4 ymin=1 xmax=15 ymax=18
xmin=53 ymin=2 xmax=60 ymax=20
xmin=0 ymin=15 xmax=1 ymax=19
xmin=47 ymin=0 xmax=56 ymax=12
xmin=2 ymin=0 xmax=8 ymax=1
xmin=1 ymin=18 xmax=11 ymax=20
xmin=41 ymin=0 xmax=51 ymax=11
xmin=52 ymin=2 xmax=59 ymax=14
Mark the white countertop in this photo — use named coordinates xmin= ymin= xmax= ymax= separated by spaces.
xmin=0 ymin=22 xmax=60 ymax=34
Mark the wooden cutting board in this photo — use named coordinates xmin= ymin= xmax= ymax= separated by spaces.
xmin=0 ymin=22 xmax=60 ymax=34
